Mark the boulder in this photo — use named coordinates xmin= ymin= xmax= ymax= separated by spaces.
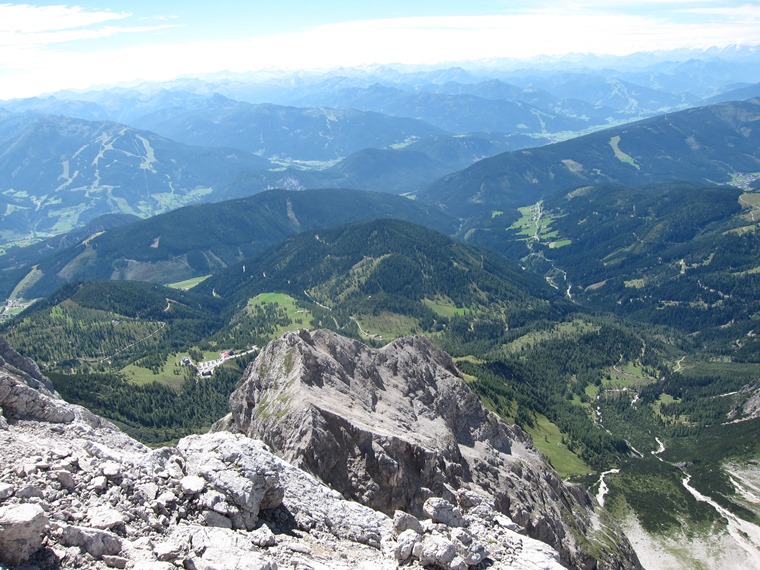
xmin=0 ymin=503 xmax=48 ymax=566
xmin=180 ymin=475 xmax=206 ymax=495
xmin=58 ymin=524 xmax=123 ymax=559
xmin=178 ymin=433 xmax=284 ymax=531
xmin=423 ymin=497 xmax=465 ymax=527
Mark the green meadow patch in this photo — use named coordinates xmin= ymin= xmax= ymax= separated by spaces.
xmin=166 ymin=275 xmax=211 ymax=290
xmin=526 ymin=414 xmax=592 ymax=478
xmin=508 ymin=201 xmax=565 ymax=244
xmin=246 ymin=292 xmax=314 ymax=338
xmin=423 ymin=296 xmax=469 ymax=318
xmin=353 ymin=312 xmax=418 ymax=341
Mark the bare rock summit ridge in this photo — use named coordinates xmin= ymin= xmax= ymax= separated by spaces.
xmin=224 ymin=328 xmax=641 ymax=569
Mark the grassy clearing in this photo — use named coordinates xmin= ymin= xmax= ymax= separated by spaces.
xmin=120 ymin=354 xmax=186 ymax=390
xmin=509 ymin=205 xmax=538 ymax=236
xmin=423 ymin=296 xmax=469 ymax=318
xmin=740 ymin=192 xmax=760 ymax=206
xmin=247 ymin=292 xmax=313 ymax=338
xmin=526 ymin=414 xmax=593 ymax=478
xmin=605 ymin=361 xmax=656 ymax=389
xmin=509 ymin=203 xmax=566 ymax=245
xmin=454 ymin=355 xmax=486 ymax=365
xmin=652 ymin=393 xmax=687 ymax=423
xmin=353 ymin=312 xmax=418 ymax=341
xmin=166 ymin=275 xmax=211 ymax=290
xmin=609 ymin=135 xmax=640 ymax=169
xmin=9 ymin=266 xmax=43 ymax=300
xmin=460 ymin=372 xmax=478 ymax=383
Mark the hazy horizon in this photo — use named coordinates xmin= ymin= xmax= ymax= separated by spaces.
xmin=2 ymin=0 xmax=760 ymax=100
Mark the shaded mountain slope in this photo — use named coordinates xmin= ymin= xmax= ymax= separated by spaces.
xmin=420 ymin=98 xmax=760 ymax=215
xmin=196 ymin=218 xmax=561 ymax=328
xmin=0 ymin=189 xmax=454 ymax=299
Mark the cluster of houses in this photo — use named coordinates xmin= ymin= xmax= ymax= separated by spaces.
xmin=180 ymin=346 xmax=258 ymax=376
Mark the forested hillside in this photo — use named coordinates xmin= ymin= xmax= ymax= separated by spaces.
xmin=0 ymin=189 xmax=454 ymax=299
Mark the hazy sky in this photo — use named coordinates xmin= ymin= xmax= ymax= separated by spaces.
xmin=2 ymin=0 xmax=760 ymax=99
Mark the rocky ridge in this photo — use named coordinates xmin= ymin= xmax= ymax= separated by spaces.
xmin=2 ymin=333 xmax=575 ymax=569
xmin=224 ymin=329 xmax=642 ymax=569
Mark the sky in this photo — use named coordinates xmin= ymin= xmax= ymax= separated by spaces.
xmin=1 ymin=0 xmax=760 ymax=100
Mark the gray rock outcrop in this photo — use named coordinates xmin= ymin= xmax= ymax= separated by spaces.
xmin=0 ymin=503 xmax=48 ymax=566
xmin=0 ymin=334 xmax=579 ymax=569
xmin=226 ymin=329 xmax=642 ymax=569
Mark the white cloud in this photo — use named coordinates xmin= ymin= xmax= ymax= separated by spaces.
xmin=1 ymin=3 xmax=760 ymax=99
xmin=0 ymin=3 xmax=177 ymax=51
xmin=0 ymin=3 xmax=129 ymax=33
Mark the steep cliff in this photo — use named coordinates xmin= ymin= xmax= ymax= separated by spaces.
xmin=225 ymin=329 xmax=641 ymax=569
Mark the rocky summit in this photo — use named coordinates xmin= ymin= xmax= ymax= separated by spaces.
xmin=1 ymin=330 xmax=639 ymax=569
xmin=222 ymin=329 xmax=641 ymax=569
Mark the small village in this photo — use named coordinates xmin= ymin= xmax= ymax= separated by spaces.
xmin=181 ymin=346 xmax=259 ymax=377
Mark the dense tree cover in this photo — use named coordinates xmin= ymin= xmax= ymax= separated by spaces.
xmin=463 ymin=182 xmax=758 ymax=363
xmin=198 ymin=219 xmax=560 ymax=331
xmin=462 ymin=323 xmax=650 ymax=468
xmin=48 ymin=361 xmax=247 ymax=444
xmin=3 ymin=210 xmax=756 ymax=509
xmin=0 ymin=281 xmax=223 ymax=371
xmin=206 ymin=300 xmax=309 ymax=350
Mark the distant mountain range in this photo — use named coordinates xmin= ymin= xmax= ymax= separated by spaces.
xmin=0 ymin=115 xmax=269 ymax=242
xmin=129 ymin=95 xmax=444 ymax=160
xmin=421 ymin=98 xmax=760 ymax=214
xmin=3 ymin=97 xmax=759 ymax=310
xmin=0 ymin=107 xmax=464 ymax=245
xmin=2 ymin=51 xmax=759 ymax=250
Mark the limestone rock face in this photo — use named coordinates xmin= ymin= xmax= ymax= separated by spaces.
xmin=0 ymin=334 xmax=579 ymax=569
xmin=0 ymin=503 xmax=48 ymax=566
xmin=0 ymin=336 xmax=55 ymax=393
xmin=228 ymin=329 xmax=642 ymax=569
